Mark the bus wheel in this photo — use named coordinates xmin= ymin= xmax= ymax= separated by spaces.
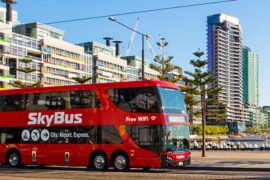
xmin=92 ymin=153 xmax=108 ymax=171
xmin=38 ymin=164 xmax=45 ymax=168
xmin=7 ymin=151 xmax=21 ymax=168
xmin=113 ymin=153 xmax=129 ymax=171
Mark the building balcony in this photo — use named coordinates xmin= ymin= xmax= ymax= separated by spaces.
xmin=0 ymin=37 xmax=11 ymax=46
xmin=0 ymin=74 xmax=16 ymax=83
xmin=0 ymin=64 xmax=9 ymax=70
xmin=43 ymin=61 xmax=83 ymax=73
xmin=43 ymin=71 xmax=78 ymax=82
xmin=50 ymin=53 xmax=84 ymax=64
xmin=27 ymin=55 xmax=42 ymax=62
xmin=96 ymin=74 xmax=125 ymax=83
xmin=97 ymin=65 xmax=126 ymax=75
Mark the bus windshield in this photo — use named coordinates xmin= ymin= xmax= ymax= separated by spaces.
xmin=158 ymin=87 xmax=186 ymax=114
xmin=161 ymin=125 xmax=190 ymax=153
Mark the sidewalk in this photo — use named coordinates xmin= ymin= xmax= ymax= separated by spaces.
xmin=187 ymin=151 xmax=270 ymax=170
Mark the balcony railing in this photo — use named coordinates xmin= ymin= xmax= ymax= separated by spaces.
xmin=0 ymin=75 xmax=12 ymax=78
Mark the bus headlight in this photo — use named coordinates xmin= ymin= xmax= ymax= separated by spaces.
xmin=167 ymin=156 xmax=173 ymax=161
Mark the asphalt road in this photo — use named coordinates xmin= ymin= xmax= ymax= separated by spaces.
xmin=1 ymin=151 xmax=270 ymax=179
xmin=0 ymin=166 xmax=270 ymax=180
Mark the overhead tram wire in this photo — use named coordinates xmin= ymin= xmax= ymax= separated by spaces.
xmin=45 ymin=0 xmax=238 ymax=25
xmin=0 ymin=0 xmax=238 ymax=31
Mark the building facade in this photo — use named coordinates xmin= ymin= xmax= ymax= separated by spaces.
xmin=0 ymin=2 xmax=159 ymax=89
xmin=207 ymin=14 xmax=244 ymax=132
xmin=0 ymin=20 xmax=91 ymax=89
xmin=13 ymin=22 xmax=65 ymax=40
xmin=122 ymin=56 xmax=159 ymax=80
xmin=263 ymin=106 xmax=270 ymax=127
xmin=242 ymin=46 xmax=260 ymax=128
xmin=79 ymin=42 xmax=159 ymax=83
xmin=0 ymin=6 xmax=19 ymax=25
xmin=242 ymin=46 xmax=259 ymax=107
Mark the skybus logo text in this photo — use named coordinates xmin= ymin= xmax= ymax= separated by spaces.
xmin=28 ymin=112 xmax=83 ymax=127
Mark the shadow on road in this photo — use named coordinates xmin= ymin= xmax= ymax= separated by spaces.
xmin=216 ymin=160 xmax=269 ymax=165
xmin=0 ymin=165 xmax=169 ymax=174
xmin=1 ymin=164 xmax=270 ymax=175
xmin=182 ymin=166 xmax=270 ymax=172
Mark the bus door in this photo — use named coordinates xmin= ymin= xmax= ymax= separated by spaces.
xmin=127 ymin=125 xmax=161 ymax=167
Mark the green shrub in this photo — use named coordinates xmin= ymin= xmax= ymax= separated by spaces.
xmin=191 ymin=125 xmax=229 ymax=135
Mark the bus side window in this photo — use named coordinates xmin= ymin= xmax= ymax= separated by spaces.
xmin=0 ymin=129 xmax=21 ymax=144
xmin=108 ymin=87 xmax=161 ymax=113
xmin=28 ymin=93 xmax=47 ymax=110
xmin=0 ymin=96 xmax=4 ymax=112
xmin=0 ymin=132 xmax=3 ymax=144
xmin=70 ymin=90 xmax=100 ymax=109
xmin=45 ymin=95 xmax=66 ymax=110
xmin=100 ymin=126 xmax=122 ymax=144
xmin=0 ymin=132 xmax=6 ymax=144
xmin=4 ymin=94 xmax=24 ymax=112
xmin=27 ymin=90 xmax=100 ymax=111
xmin=28 ymin=92 xmax=67 ymax=110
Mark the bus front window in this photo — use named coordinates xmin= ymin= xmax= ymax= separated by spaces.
xmin=161 ymin=125 xmax=190 ymax=153
xmin=158 ymin=87 xmax=186 ymax=114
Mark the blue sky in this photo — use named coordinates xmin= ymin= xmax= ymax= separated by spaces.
xmin=1 ymin=0 xmax=269 ymax=106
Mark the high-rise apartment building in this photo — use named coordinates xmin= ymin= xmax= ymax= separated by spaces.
xmin=242 ymin=46 xmax=259 ymax=128
xmin=242 ymin=46 xmax=259 ymax=107
xmin=207 ymin=14 xmax=244 ymax=132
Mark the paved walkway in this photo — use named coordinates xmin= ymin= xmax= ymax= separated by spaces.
xmin=189 ymin=151 xmax=270 ymax=170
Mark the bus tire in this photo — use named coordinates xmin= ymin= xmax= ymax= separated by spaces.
xmin=91 ymin=152 xmax=108 ymax=171
xmin=7 ymin=150 xmax=21 ymax=168
xmin=112 ymin=153 xmax=129 ymax=171
xmin=38 ymin=164 xmax=45 ymax=168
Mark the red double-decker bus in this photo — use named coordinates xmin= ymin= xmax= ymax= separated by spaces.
xmin=0 ymin=80 xmax=190 ymax=170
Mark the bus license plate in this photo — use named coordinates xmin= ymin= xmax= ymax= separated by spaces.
xmin=178 ymin=162 xmax=183 ymax=166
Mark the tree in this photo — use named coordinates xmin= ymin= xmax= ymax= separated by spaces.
xmin=9 ymin=80 xmax=41 ymax=88
xmin=150 ymin=37 xmax=182 ymax=83
xmin=184 ymin=49 xmax=222 ymax=157
xmin=9 ymin=57 xmax=41 ymax=88
xmin=71 ymin=76 xmax=92 ymax=84
xmin=181 ymin=85 xmax=200 ymax=125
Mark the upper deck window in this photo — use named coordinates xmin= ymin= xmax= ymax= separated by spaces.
xmin=108 ymin=87 xmax=162 ymax=113
xmin=0 ymin=90 xmax=100 ymax=112
xmin=1 ymin=94 xmax=24 ymax=112
xmin=158 ymin=87 xmax=186 ymax=114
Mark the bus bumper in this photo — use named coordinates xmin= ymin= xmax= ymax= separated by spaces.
xmin=161 ymin=153 xmax=191 ymax=168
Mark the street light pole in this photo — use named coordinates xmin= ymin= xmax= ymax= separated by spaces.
xmin=141 ymin=34 xmax=145 ymax=80
xmin=108 ymin=17 xmax=149 ymax=80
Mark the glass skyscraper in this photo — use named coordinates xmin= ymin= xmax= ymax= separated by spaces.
xmin=242 ymin=46 xmax=259 ymax=107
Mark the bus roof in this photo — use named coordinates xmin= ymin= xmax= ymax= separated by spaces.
xmin=0 ymin=80 xmax=179 ymax=95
